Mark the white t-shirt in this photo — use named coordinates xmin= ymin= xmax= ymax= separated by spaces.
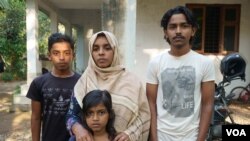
xmin=146 ymin=50 xmax=215 ymax=141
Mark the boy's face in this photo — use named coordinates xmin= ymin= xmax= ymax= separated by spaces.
xmin=164 ymin=13 xmax=196 ymax=48
xmin=48 ymin=42 xmax=74 ymax=72
xmin=85 ymin=103 xmax=109 ymax=134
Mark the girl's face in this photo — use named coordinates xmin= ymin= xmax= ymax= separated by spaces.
xmin=92 ymin=36 xmax=114 ymax=68
xmin=85 ymin=103 xmax=109 ymax=134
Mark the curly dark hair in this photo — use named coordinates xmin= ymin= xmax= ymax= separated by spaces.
xmin=81 ymin=90 xmax=117 ymax=140
xmin=160 ymin=6 xmax=199 ymax=44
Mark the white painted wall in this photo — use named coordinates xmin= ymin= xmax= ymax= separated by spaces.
xmin=59 ymin=9 xmax=102 ymax=73
xmin=36 ymin=0 xmax=250 ymax=93
xmin=136 ymin=0 xmax=250 ymax=92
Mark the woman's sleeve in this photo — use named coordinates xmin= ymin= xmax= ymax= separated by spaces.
xmin=66 ymin=94 xmax=82 ymax=135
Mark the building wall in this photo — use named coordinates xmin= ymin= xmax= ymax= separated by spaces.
xmin=60 ymin=9 xmax=102 ymax=72
xmin=136 ymin=0 xmax=250 ymax=91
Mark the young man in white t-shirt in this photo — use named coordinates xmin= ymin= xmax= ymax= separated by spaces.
xmin=146 ymin=6 xmax=215 ymax=141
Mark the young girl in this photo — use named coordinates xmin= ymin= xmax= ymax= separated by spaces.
xmin=69 ymin=90 xmax=116 ymax=141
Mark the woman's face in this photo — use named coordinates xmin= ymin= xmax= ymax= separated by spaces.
xmin=85 ymin=103 xmax=109 ymax=134
xmin=92 ymin=36 xmax=114 ymax=68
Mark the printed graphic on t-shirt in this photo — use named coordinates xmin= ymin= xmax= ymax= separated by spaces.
xmin=42 ymin=88 xmax=72 ymax=115
xmin=161 ymin=66 xmax=195 ymax=117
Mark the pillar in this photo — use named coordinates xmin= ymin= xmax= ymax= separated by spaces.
xmin=50 ymin=12 xmax=58 ymax=33
xmin=102 ymin=0 xmax=137 ymax=70
xmin=75 ymin=26 xmax=85 ymax=73
xmin=14 ymin=0 xmax=41 ymax=105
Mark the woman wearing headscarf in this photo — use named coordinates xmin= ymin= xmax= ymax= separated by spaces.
xmin=66 ymin=31 xmax=150 ymax=141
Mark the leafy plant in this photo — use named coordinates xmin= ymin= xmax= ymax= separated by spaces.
xmin=1 ymin=72 xmax=14 ymax=81
xmin=0 ymin=0 xmax=53 ymax=81
xmin=38 ymin=11 xmax=51 ymax=55
xmin=0 ymin=0 xmax=26 ymax=80
xmin=0 ymin=0 xmax=9 ymax=10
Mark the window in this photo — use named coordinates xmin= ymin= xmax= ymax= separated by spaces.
xmin=186 ymin=4 xmax=240 ymax=55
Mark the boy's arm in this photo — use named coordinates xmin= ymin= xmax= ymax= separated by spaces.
xmin=31 ymin=100 xmax=42 ymax=141
xmin=146 ymin=83 xmax=158 ymax=141
xmin=197 ymin=81 xmax=215 ymax=141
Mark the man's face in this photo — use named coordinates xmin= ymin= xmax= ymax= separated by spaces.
xmin=48 ymin=42 xmax=73 ymax=72
xmin=164 ymin=13 xmax=196 ymax=48
xmin=92 ymin=36 xmax=114 ymax=68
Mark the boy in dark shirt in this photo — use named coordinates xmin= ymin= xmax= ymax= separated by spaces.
xmin=26 ymin=33 xmax=81 ymax=141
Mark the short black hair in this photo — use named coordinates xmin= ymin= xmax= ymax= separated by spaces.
xmin=48 ymin=32 xmax=75 ymax=52
xmin=82 ymin=90 xmax=116 ymax=140
xmin=161 ymin=6 xmax=198 ymax=30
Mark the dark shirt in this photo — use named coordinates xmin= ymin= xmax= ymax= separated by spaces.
xmin=26 ymin=72 xmax=80 ymax=141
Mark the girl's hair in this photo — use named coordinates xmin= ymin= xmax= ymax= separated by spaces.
xmin=82 ymin=90 xmax=116 ymax=140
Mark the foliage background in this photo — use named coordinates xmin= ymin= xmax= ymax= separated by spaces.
xmin=0 ymin=0 xmax=50 ymax=81
xmin=0 ymin=0 xmax=26 ymax=81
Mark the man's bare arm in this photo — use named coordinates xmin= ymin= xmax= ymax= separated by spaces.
xmin=146 ymin=83 xmax=158 ymax=141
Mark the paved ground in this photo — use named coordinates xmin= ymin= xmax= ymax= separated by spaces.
xmin=0 ymin=80 xmax=31 ymax=141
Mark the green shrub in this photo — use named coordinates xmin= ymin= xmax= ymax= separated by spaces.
xmin=1 ymin=72 xmax=14 ymax=81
